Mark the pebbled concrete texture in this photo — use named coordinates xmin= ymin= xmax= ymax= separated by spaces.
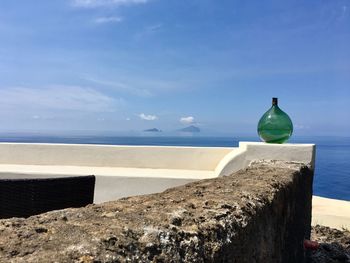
xmin=0 ymin=162 xmax=313 ymax=263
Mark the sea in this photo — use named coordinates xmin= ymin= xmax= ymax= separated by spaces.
xmin=0 ymin=134 xmax=349 ymax=201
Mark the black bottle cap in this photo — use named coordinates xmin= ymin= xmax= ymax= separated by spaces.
xmin=272 ymin=98 xmax=278 ymax=106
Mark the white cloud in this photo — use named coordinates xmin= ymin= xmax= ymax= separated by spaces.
xmin=94 ymin=16 xmax=123 ymax=24
xmin=72 ymin=0 xmax=148 ymax=8
xmin=0 ymin=85 xmax=119 ymax=113
xmin=180 ymin=116 xmax=195 ymax=125
xmin=139 ymin=113 xmax=158 ymax=121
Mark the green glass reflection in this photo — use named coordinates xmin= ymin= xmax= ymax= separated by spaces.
xmin=257 ymin=98 xmax=293 ymax=144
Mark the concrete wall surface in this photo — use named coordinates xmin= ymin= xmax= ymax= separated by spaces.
xmin=0 ymin=143 xmax=233 ymax=170
xmin=312 ymin=196 xmax=350 ymax=230
xmin=0 ymin=142 xmax=315 ymax=173
xmin=0 ymin=142 xmax=316 ymax=203
xmin=215 ymin=142 xmax=316 ymax=176
xmin=0 ymin=162 xmax=314 ymax=263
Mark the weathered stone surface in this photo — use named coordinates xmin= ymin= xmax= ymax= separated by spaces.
xmin=309 ymin=225 xmax=350 ymax=263
xmin=0 ymin=162 xmax=313 ymax=263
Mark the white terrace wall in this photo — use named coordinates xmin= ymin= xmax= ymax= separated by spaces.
xmin=0 ymin=142 xmax=316 ymax=203
xmin=0 ymin=143 xmax=233 ymax=170
xmin=215 ymin=142 xmax=316 ymax=176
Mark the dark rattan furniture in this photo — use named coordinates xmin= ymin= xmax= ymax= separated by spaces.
xmin=0 ymin=174 xmax=95 ymax=219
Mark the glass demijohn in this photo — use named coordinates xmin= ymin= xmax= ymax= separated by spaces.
xmin=257 ymin=98 xmax=293 ymax=144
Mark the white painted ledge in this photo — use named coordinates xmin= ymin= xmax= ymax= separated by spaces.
xmin=0 ymin=165 xmax=214 ymax=180
xmin=0 ymin=143 xmax=232 ymax=171
xmin=312 ymin=196 xmax=350 ymax=230
xmin=0 ymin=142 xmax=316 ymax=203
xmin=215 ymin=142 xmax=316 ymax=176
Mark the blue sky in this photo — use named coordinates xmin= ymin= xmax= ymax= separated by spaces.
xmin=0 ymin=0 xmax=349 ymax=136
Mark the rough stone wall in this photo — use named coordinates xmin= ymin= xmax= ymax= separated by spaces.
xmin=0 ymin=162 xmax=313 ymax=263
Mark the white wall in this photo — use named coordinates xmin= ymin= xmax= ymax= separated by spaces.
xmin=0 ymin=142 xmax=316 ymax=203
xmin=0 ymin=143 xmax=233 ymax=170
xmin=215 ymin=142 xmax=316 ymax=176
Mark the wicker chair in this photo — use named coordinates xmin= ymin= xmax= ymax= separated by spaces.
xmin=0 ymin=175 xmax=95 ymax=219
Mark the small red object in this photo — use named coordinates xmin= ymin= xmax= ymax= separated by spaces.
xmin=304 ymin=240 xmax=320 ymax=250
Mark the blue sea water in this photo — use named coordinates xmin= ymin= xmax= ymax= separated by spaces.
xmin=290 ymin=136 xmax=350 ymax=201
xmin=0 ymin=134 xmax=348 ymax=201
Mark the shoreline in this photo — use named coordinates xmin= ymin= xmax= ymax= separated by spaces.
xmin=312 ymin=195 xmax=350 ymax=230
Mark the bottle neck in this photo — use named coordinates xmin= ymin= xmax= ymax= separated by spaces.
xmin=272 ymin=98 xmax=278 ymax=106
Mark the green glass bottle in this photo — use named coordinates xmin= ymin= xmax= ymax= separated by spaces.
xmin=257 ymin=98 xmax=293 ymax=144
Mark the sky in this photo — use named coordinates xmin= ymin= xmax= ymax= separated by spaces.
xmin=0 ymin=0 xmax=349 ymax=136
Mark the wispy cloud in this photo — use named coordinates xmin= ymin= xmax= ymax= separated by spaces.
xmin=135 ymin=23 xmax=163 ymax=40
xmin=93 ymin=16 xmax=123 ymax=24
xmin=72 ymin=0 xmax=148 ymax=8
xmin=180 ymin=116 xmax=195 ymax=125
xmin=0 ymin=85 xmax=119 ymax=112
xmin=82 ymin=75 xmax=153 ymax=97
xmin=139 ymin=113 xmax=158 ymax=121
xmin=146 ymin=24 xmax=162 ymax=32
xmin=294 ymin=124 xmax=310 ymax=130
xmin=31 ymin=115 xmax=41 ymax=120
xmin=339 ymin=5 xmax=349 ymax=20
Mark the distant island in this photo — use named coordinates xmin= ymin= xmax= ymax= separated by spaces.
xmin=143 ymin=128 xmax=162 ymax=132
xmin=179 ymin=125 xmax=200 ymax=133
